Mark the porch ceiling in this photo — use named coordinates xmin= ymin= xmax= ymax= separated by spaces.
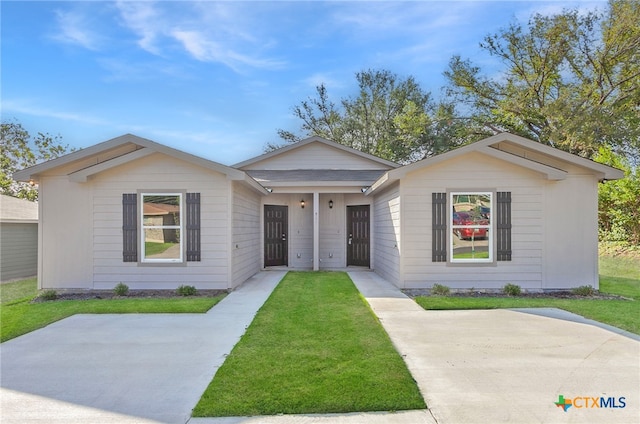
xmin=247 ymin=169 xmax=386 ymax=186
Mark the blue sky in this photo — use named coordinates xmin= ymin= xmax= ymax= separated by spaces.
xmin=2 ymin=0 xmax=606 ymax=165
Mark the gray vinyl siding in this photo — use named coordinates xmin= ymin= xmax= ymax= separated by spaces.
xmin=0 ymin=223 xmax=38 ymax=281
xmin=231 ymin=181 xmax=261 ymax=287
xmin=401 ymin=152 xmax=545 ymax=290
xmin=319 ymin=194 xmax=347 ymax=269
xmin=91 ymin=153 xmax=230 ymax=289
xmin=372 ymin=182 xmax=401 ymax=284
xmin=242 ymin=142 xmax=389 ymax=170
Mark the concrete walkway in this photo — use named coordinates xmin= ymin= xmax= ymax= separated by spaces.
xmin=348 ymin=271 xmax=640 ymax=424
xmin=3 ymin=270 xmax=639 ymax=424
xmin=0 ymin=271 xmax=286 ymax=424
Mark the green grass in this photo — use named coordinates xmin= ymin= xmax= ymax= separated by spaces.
xmin=599 ymin=255 xmax=640 ymax=300
xmin=1 ymin=277 xmax=38 ymax=304
xmin=144 ymin=242 xmax=177 ymax=256
xmin=0 ymin=280 xmax=224 ymax=343
xmin=414 ymin=254 xmax=640 ymax=335
xmin=193 ymin=271 xmax=425 ymax=417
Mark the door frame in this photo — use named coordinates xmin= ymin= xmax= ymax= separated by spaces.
xmin=264 ymin=204 xmax=288 ymax=267
xmin=346 ymin=204 xmax=371 ymax=268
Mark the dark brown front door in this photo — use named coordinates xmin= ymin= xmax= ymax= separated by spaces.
xmin=264 ymin=205 xmax=288 ymax=267
xmin=347 ymin=205 xmax=370 ymax=267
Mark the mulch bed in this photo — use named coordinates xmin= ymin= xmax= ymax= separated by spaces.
xmin=32 ymin=289 xmax=227 ymax=302
xmin=402 ymin=289 xmax=630 ymax=300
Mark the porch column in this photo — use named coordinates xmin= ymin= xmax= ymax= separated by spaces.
xmin=313 ymin=191 xmax=320 ymax=270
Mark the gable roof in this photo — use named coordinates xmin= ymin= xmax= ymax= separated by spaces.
xmin=13 ymin=134 xmax=268 ymax=195
xmin=232 ymin=136 xmax=399 ymax=170
xmin=0 ymin=195 xmax=38 ymax=223
xmin=368 ymin=132 xmax=625 ymax=194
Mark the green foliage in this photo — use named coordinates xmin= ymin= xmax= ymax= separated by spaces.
xmin=1 ymin=120 xmax=72 ymax=200
xmin=1 ymin=280 xmax=225 ymax=342
xmin=0 ymin=278 xmax=38 ymax=305
xmin=274 ymin=69 xmax=464 ymax=164
xmin=416 ymin=254 xmax=640 ymax=334
xmin=176 ymin=285 xmax=197 ymax=296
xmin=444 ymin=0 xmax=640 ymax=161
xmin=38 ymin=290 xmax=58 ymax=301
xmin=502 ymin=284 xmax=522 ymax=296
xmin=431 ymin=283 xmax=451 ymax=296
xmin=572 ymin=285 xmax=597 ymax=296
xmin=194 ymin=272 xmax=425 ymax=416
xmin=113 ymin=283 xmax=130 ymax=296
xmin=595 ymin=147 xmax=640 ymax=244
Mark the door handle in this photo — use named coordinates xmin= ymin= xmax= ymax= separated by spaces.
xmin=282 ymin=233 xmax=287 ymax=241
xmin=348 ymin=233 xmax=353 ymax=245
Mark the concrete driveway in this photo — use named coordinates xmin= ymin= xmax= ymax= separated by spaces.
xmin=2 ymin=270 xmax=638 ymax=424
xmin=0 ymin=272 xmax=285 ymax=424
xmin=349 ymin=272 xmax=640 ymax=424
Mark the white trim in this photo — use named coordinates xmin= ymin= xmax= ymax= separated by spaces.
xmin=232 ymin=136 xmax=399 ymax=169
xmin=480 ymin=147 xmax=568 ymax=180
xmin=140 ymin=192 xmax=184 ymax=264
xmin=449 ymin=191 xmax=494 ymax=264
xmin=313 ymin=191 xmax=320 ymax=270
xmin=68 ymin=149 xmax=155 ymax=182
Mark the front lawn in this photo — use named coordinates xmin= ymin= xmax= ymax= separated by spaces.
xmin=0 ymin=280 xmax=224 ymax=343
xmin=193 ymin=271 xmax=425 ymax=417
xmin=414 ymin=254 xmax=640 ymax=335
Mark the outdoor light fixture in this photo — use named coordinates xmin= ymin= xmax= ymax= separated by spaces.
xmin=329 ymin=199 xmax=333 ymax=209
xmin=300 ymin=199 xmax=305 ymax=208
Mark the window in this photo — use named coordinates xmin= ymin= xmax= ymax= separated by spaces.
xmin=432 ymin=191 xmax=510 ymax=263
xmin=123 ymin=192 xmax=200 ymax=263
xmin=450 ymin=192 xmax=492 ymax=263
xmin=141 ymin=193 xmax=183 ymax=262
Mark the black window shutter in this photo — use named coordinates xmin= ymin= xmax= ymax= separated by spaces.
xmin=432 ymin=192 xmax=447 ymax=262
xmin=122 ymin=193 xmax=138 ymax=262
xmin=186 ymin=193 xmax=201 ymax=262
xmin=496 ymin=191 xmax=512 ymax=261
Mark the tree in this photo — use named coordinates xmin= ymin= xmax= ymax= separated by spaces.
xmin=1 ymin=120 xmax=71 ymax=201
xmin=444 ymin=0 xmax=640 ymax=161
xmin=595 ymin=147 xmax=640 ymax=245
xmin=273 ymin=69 xmax=463 ymax=163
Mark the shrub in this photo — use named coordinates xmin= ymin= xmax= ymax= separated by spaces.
xmin=503 ymin=283 xmax=521 ymax=296
xmin=38 ymin=290 xmax=58 ymax=301
xmin=572 ymin=285 xmax=596 ymax=296
xmin=113 ymin=282 xmax=130 ymax=296
xmin=176 ymin=285 xmax=197 ymax=296
xmin=431 ymin=283 xmax=450 ymax=296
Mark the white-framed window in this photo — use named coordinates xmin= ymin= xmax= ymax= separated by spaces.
xmin=140 ymin=193 xmax=183 ymax=263
xmin=450 ymin=192 xmax=493 ymax=263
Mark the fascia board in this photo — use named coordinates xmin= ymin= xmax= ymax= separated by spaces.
xmin=241 ymin=174 xmax=270 ymax=195
xmin=263 ymin=180 xmax=375 ymax=187
xmin=68 ymin=148 xmax=156 ymax=182
xmin=480 ymin=147 xmax=568 ymax=180
xmin=233 ymin=136 xmax=399 ymax=169
xmin=13 ymin=134 xmax=139 ymax=182
xmin=490 ymin=133 xmax=625 ymax=180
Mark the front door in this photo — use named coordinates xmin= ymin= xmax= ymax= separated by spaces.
xmin=264 ymin=205 xmax=288 ymax=267
xmin=347 ymin=205 xmax=370 ymax=267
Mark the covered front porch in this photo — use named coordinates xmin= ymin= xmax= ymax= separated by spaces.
xmin=260 ymin=190 xmax=372 ymax=271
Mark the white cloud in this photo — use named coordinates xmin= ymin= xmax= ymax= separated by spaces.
xmin=302 ymin=72 xmax=347 ymax=91
xmin=2 ymin=99 xmax=110 ymax=126
xmin=170 ymin=29 xmax=285 ymax=71
xmin=113 ymin=1 xmax=286 ymax=72
xmin=114 ymin=0 xmax=163 ymax=54
xmin=51 ymin=9 xmax=101 ymax=50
